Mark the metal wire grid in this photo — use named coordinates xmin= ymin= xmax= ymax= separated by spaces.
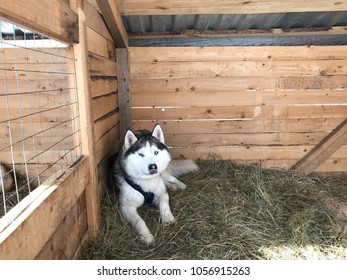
xmin=0 ymin=20 xmax=82 ymax=222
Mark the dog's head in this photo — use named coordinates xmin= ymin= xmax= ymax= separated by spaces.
xmin=121 ymin=124 xmax=171 ymax=179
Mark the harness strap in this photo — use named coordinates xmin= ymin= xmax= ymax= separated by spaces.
xmin=124 ymin=176 xmax=154 ymax=204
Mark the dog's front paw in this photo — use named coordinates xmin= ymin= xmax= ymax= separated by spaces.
xmin=161 ymin=213 xmax=175 ymax=226
xmin=140 ymin=233 xmax=155 ymax=245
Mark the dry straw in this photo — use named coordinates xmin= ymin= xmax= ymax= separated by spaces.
xmin=78 ymin=159 xmax=347 ymax=260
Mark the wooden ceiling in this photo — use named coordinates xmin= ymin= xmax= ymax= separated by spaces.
xmin=91 ymin=0 xmax=347 ymax=46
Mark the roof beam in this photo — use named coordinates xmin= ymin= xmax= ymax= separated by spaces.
xmin=96 ymin=0 xmax=128 ymax=48
xmin=128 ymin=26 xmax=347 ymax=39
xmin=292 ymin=119 xmax=347 ymax=176
xmin=117 ymin=0 xmax=347 ymax=16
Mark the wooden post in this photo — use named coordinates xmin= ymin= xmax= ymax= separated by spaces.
xmin=71 ymin=0 xmax=100 ymax=237
xmin=292 ymin=119 xmax=347 ymax=176
xmin=116 ymin=48 xmax=132 ymax=137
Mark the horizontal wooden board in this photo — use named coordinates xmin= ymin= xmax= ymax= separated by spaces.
xmin=94 ymin=110 xmax=120 ymax=142
xmin=89 ymin=53 xmax=117 ymax=77
xmin=169 ymin=145 xmax=312 ymax=161
xmin=1 ymin=48 xmax=69 ymax=64
xmin=132 ymin=119 xmax=344 ymax=134
xmin=0 ymin=0 xmax=78 ymax=43
xmin=133 ymin=105 xmax=347 ymax=121
xmin=129 ymin=46 xmax=347 ymax=62
xmin=0 ymin=108 xmax=72 ymax=123
xmin=164 ymin=132 xmax=328 ymax=147
xmin=131 ymin=60 xmax=347 ymax=79
xmin=90 ymin=78 xmax=118 ymax=98
xmin=92 ymin=93 xmax=118 ymax=121
xmin=85 ymin=0 xmax=113 ymax=42
xmin=170 ymin=145 xmax=346 ymax=162
xmin=132 ymin=90 xmax=347 ymax=108
xmin=131 ymin=76 xmax=347 ymax=93
xmin=2 ymin=79 xmax=70 ymax=94
xmin=316 ymin=158 xmax=347 ymax=172
xmin=87 ymin=27 xmax=116 ymax=60
xmin=94 ymin=124 xmax=120 ymax=165
xmin=0 ymin=92 xmax=72 ymax=109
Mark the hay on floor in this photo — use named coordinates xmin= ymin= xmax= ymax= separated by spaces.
xmin=78 ymin=160 xmax=347 ymax=260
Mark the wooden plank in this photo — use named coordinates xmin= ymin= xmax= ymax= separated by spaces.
xmin=0 ymin=93 xmax=71 ymax=109
xmin=1 ymin=48 xmax=68 ymax=64
xmin=0 ymin=0 xmax=78 ymax=43
xmin=132 ymin=119 xmax=344 ymax=134
xmin=92 ymin=93 xmax=118 ymax=121
xmin=73 ymin=0 xmax=100 ymax=237
xmin=35 ymin=193 xmax=87 ymax=259
xmin=1 ymin=62 xmax=68 ymax=73
xmin=129 ymin=46 xmax=347 ymax=62
xmin=2 ymin=79 xmax=69 ymax=94
xmin=90 ymin=78 xmax=118 ymax=98
xmin=131 ymin=60 xmax=347 ymax=78
xmin=118 ymin=0 xmax=347 ymax=15
xmin=84 ymin=0 xmax=113 ymax=42
xmin=116 ymin=48 xmax=132 ymax=137
xmin=169 ymin=145 xmax=312 ymax=161
xmin=164 ymin=132 xmax=327 ymax=147
xmin=0 ymin=156 xmax=88 ymax=259
xmin=131 ymin=76 xmax=347 ymax=92
xmin=133 ymin=105 xmax=347 ymax=121
xmin=94 ymin=125 xmax=120 ymax=164
xmin=132 ymin=90 xmax=347 ymax=107
xmin=94 ymin=111 xmax=120 ymax=142
xmin=96 ymin=0 xmax=128 ymax=48
xmin=316 ymin=158 xmax=347 ymax=173
xmin=292 ymin=119 xmax=347 ymax=175
xmin=89 ymin=53 xmax=118 ymax=77
xmin=86 ymin=27 xmax=116 ymax=59
xmin=129 ymin=26 xmax=347 ymax=40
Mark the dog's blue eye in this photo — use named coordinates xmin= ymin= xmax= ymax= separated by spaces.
xmin=138 ymin=153 xmax=144 ymax=157
xmin=154 ymin=151 xmax=159 ymax=155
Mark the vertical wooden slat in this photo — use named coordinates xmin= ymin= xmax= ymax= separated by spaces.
xmin=116 ymin=48 xmax=132 ymax=137
xmin=72 ymin=0 xmax=100 ymax=237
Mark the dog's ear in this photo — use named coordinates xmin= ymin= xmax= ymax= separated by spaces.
xmin=124 ymin=130 xmax=138 ymax=150
xmin=152 ymin=124 xmax=165 ymax=144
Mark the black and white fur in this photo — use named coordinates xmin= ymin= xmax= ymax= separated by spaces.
xmin=111 ymin=124 xmax=198 ymax=244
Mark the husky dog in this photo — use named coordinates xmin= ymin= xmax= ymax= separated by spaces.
xmin=0 ymin=163 xmax=14 ymax=193
xmin=111 ymin=124 xmax=198 ymax=244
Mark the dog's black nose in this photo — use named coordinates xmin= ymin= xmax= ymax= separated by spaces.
xmin=148 ymin=164 xmax=158 ymax=174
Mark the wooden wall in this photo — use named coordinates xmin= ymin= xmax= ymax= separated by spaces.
xmin=130 ymin=46 xmax=347 ymax=177
xmin=84 ymin=0 xmax=120 ymax=169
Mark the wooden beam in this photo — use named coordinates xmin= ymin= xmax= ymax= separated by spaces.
xmin=72 ymin=0 xmax=100 ymax=238
xmin=117 ymin=0 xmax=347 ymax=16
xmin=292 ymin=119 xmax=347 ymax=176
xmin=128 ymin=26 xmax=347 ymax=40
xmin=0 ymin=0 xmax=78 ymax=43
xmin=116 ymin=48 xmax=132 ymax=137
xmin=96 ymin=0 xmax=128 ymax=48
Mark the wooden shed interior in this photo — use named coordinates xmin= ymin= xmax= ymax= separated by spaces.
xmin=0 ymin=0 xmax=347 ymax=259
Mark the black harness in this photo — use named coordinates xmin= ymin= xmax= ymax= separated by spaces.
xmin=124 ymin=176 xmax=154 ymax=205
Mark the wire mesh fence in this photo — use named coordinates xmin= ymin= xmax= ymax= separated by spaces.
xmin=0 ymin=20 xmax=82 ymax=228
